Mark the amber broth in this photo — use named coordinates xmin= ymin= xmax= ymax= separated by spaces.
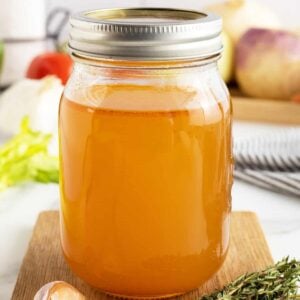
xmin=59 ymin=84 xmax=232 ymax=297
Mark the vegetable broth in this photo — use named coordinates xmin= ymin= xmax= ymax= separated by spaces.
xmin=59 ymin=84 xmax=232 ymax=296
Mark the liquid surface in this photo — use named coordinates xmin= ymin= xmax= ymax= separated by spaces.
xmin=59 ymin=84 xmax=232 ymax=297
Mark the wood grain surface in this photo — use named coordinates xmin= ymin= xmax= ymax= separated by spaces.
xmin=230 ymin=88 xmax=300 ymax=125
xmin=12 ymin=211 xmax=273 ymax=300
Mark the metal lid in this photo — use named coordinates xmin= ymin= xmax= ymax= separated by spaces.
xmin=69 ymin=8 xmax=222 ymax=61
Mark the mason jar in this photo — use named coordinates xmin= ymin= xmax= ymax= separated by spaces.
xmin=59 ymin=8 xmax=233 ymax=298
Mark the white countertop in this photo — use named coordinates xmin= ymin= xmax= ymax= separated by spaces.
xmin=0 ymin=121 xmax=299 ymax=300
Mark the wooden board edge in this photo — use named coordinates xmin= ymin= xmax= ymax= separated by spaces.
xmin=232 ymin=96 xmax=300 ymax=125
xmin=38 ymin=210 xmax=58 ymax=219
xmin=11 ymin=210 xmax=59 ymax=297
xmin=232 ymin=211 xmax=273 ymax=264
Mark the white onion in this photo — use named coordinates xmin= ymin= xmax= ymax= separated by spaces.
xmin=0 ymin=76 xmax=63 ymax=135
xmin=0 ymin=76 xmax=63 ymax=154
xmin=206 ymin=0 xmax=281 ymax=44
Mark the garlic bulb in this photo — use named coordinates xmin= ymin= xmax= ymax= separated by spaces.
xmin=34 ymin=281 xmax=85 ymax=300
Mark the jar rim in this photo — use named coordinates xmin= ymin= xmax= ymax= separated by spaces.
xmin=69 ymin=7 xmax=223 ymax=61
xmin=70 ymin=52 xmax=221 ymax=70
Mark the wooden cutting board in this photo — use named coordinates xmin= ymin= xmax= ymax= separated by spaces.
xmin=232 ymin=96 xmax=300 ymax=124
xmin=231 ymin=88 xmax=300 ymax=124
xmin=12 ymin=211 xmax=273 ymax=300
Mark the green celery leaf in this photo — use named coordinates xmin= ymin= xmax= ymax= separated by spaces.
xmin=0 ymin=116 xmax=59 ymax=191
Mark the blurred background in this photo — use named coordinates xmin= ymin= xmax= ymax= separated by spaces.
xmin=1 ymin=0 xmax=300 ymax=88
xmin=0 ymin=0 xmax=300 ymax=299
xmin=48 ymin=0 xmax=300 ymax=27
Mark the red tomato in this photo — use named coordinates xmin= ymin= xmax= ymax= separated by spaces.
xmin=26 ymin=52 xmax=73 ymax=85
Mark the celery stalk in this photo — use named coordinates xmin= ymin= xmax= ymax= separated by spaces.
xmin=0 ymin=117 xmax=59 ymax=191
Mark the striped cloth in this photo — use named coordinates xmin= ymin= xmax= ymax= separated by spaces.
xmin=234 ymin=128 xmax=300 ymax=197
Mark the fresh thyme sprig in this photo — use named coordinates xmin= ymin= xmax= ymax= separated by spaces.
xmin=202 ymin=257 xmax=300 ymax=300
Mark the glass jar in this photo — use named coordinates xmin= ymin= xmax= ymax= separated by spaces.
xmin=59 ymin=8 xmax=233 ymax=298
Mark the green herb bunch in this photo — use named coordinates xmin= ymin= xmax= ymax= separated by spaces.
xmin=203 ymin=257 xmax=300 ymax=300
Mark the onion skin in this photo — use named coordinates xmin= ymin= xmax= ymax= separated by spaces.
xmin=236 ymin=28 xmax=300 ymax=100
xmin=34 ymin=281 xmax=86 ymax=300
xmin=218 ymin=32 xmax=234 ymax=83
xmin=205 ymin=0 xmax=280 ymax=44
